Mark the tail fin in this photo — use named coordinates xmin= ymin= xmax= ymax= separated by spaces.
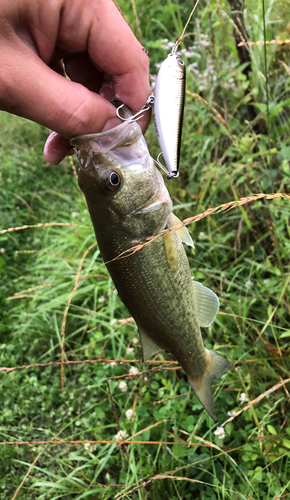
xmin=188 ymin=350 xmax=230 ymax=421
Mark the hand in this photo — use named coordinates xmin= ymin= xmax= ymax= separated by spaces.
xmin=0 ymin=0 xmax=151 ymax=164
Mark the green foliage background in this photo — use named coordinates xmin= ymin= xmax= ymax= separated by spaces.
xmin=1 ymin=0 xmax=290 ymax=498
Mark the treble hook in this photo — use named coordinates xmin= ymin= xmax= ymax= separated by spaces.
xmin=116 ymin=95 xmax=155 ymax=122
xmin=153 ymin=153 xmax=179 ymax=180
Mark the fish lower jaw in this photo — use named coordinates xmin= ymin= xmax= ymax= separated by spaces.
xmin=133 ymin=197 xmax=170 ymax=216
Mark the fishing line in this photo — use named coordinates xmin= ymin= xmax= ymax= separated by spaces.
xmin=178 ymin=0 xmax=201 ymax=44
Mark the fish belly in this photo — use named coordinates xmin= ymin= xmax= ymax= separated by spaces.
xmin=98 ymin=225 xmax=207 ymax=379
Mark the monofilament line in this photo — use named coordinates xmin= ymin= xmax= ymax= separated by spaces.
xmin=178 ymin=0 xmax=201 ymax=43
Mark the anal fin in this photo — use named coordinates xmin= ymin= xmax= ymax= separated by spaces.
xmin=138 ymin=325 xmax=163 ymax=362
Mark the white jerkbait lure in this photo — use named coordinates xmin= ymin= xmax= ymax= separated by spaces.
xmin=115 ymin=42 xmax=185 ymax=180
xmin=153 ymin=43 xmax=186 ymax=179
xmin=115 ymin=1 xmax=201 ymax=179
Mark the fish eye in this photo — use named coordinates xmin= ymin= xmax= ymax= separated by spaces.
xmin=105 ymin=170 xmax=121 ymax=191
xmin=176 ymin=56 xmax=184 ymax=65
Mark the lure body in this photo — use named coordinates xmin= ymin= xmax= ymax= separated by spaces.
xmin=153 ymin=53 xmax=186 ymax=178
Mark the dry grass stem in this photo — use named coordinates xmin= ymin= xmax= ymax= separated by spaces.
xmin=109 ymin=193 xmax=290 ymax=262
xmin=221 ymin=377 xmax=290 ymax=428
xmin=11 ymin=446 xmax=48 ymax=500
xmin=0 ymin=358 xmax=178 ymax=373
xmin=238 ymin=39 xmax=290 ymax=47
xmin=0 ymin=222 xmax=84 ymax=235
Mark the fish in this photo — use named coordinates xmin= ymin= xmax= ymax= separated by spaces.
xmin=71 ymin=115 xmax=229 ymax=421
xmin=153 ymin=51 xmax=186 ymax=178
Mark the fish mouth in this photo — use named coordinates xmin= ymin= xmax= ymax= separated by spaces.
xmin=70 ymin=120 xmax=142 ymax=153
xmin=133 ymin=185 xmax=171 ymax=215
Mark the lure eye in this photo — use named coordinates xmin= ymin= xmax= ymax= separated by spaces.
xmin=176 ymin=56 xmax=184 ymax=65
xmin=105 ymin=170 xmax=121 ymax=191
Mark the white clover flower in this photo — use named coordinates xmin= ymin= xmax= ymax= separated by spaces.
xmin=126 ymin=347 xmax=134 ymax=354
xmin=245 ymin=280 xmax=253 ymax=289
xmin=71 ymin=211 xmax=79 ymax=219
xmin=98 ymin=296 xmax=105 ymax=302
xmin=144 ymin=376 xmax=148 ymax=382
xmin=133 ymin=337 xmax=139 ymax=344
xmin=129 ymin=366 xmax=139 ymax=375
xmin=115 ymin=430 xmax=128 ymax=441
xmin=239 ymin=392 xmax=249 ymax=404
xmin=198 ymin=232 xmax=207 ymax=241
xmin=214 ymin=426 xmax=226 ymax=439
xmin=84 ymin=442 xmax=97 ymax=451
xmin=263 ymin=279 xmax=270 ymax=284
xmin=227 ymin=410 xmax=237 ymax=417
xmin=0 ymin=248 xmax=5 ymax=254
xmin=125 ymin=409 xmax=133 ymax=420
xmin=110 ymin=361 xmax=116 ymax=367
xmin=119 ymin=381 xmax=128 ymax=392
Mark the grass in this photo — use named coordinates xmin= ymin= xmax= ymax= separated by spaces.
xmin=1 ymin=0 xmax=290 ymax=498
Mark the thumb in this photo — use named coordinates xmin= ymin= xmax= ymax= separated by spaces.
xmin=43 ymin=116 xmax=122 ymax=165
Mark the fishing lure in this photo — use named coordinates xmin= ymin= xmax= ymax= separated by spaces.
xmin=153 ymin=41 xmax=185 ymax=179
xmin=116 ymin=0 xmax=200 ymax=180
xmin=116 ymin=41 xmax=185 ymax=180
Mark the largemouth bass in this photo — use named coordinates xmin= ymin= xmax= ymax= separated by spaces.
xmin=71 ymin=117 xmax=229 ymax=420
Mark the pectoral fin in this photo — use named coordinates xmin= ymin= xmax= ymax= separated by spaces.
xmin=188 ymin=350 xmax=230 ymax=421
xmin=172 ymin=214 xmax=195 ymax=248
xmin=192 ymin=280 xmax=219 ymax=327
xmin=163 ymin=231 xmax=179 ymax=271
xmin=138 ymin=326 xmax=163 ymax=362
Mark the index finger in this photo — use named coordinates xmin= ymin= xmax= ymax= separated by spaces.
xmin=60 ymin=0 xmax=151 ymax=129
